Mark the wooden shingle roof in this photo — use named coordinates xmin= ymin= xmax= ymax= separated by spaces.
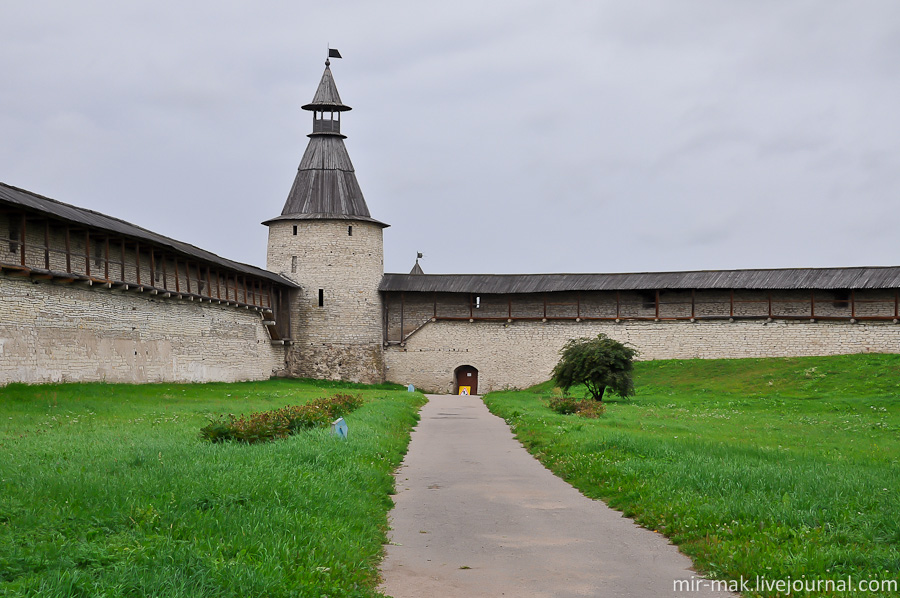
xmin=380 ymin=267 xmax=900 ymax=294
xmin=265 ymin=60 xmax=387 ymax=228
xmin=264 ymin=136 xmax=386 ymax=226
xmin=301 ymin=60 xmax=350 ymax=112
xmin=0 ymin=182 xmax=297 ymax=287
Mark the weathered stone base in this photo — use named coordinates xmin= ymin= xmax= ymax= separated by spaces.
xmin=285 ymin=342 xmax=384 ymax=385
xmin=384 ymin=319 xmax=900 ymax=394
xmin=1 ymin=274 xmax=286 ymax=386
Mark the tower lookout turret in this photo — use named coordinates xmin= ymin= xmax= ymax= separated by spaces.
xmin=264 ymin=57 xmax=387 ymax=384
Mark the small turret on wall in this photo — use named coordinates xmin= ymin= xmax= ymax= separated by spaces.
xmin=264 ymin=56 xmax=387 ymax=383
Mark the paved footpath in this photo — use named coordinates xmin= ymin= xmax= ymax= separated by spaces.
xmin=379 ymin=394 xmax=736 ymax=598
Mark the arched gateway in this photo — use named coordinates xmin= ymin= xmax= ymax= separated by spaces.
xmin=454 ymin=365 xmax=479 ymax=395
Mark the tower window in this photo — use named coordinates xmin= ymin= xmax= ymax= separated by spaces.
xmin=292 ymin=225 xmax=298 ymax=236
xmin=291 ymin=256 xmax=298 ymax=273
xmin=348 ymin=225 xmax=353 ymax=236
xmin=318 ymin=288 xmax=324 ymax=307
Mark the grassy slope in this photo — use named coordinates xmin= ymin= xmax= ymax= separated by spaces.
xmin=0 ymin=379 xmax=426 ymax=598
xmin=484 ymin=354 xmax=900 ymax=597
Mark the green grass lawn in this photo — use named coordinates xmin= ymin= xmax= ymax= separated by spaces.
xmin=0 ymin=379 xmax=426 ymax=598
xmin=483 ymin=354 xmax=900 ymax=598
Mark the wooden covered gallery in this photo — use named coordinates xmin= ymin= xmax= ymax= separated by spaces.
xmin=380 ymin=269 xmax=900 ymax=345
xmin=0 ymin=183 xmax=297 ymax=343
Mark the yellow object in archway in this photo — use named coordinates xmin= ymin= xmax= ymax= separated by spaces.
xmin=459 ymin=386 xmax=471 ymax=396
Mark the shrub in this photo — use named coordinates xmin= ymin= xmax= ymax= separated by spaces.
xmin=547 ymin=395 xmax=605 ymax=418
xmin=200 ymin=393 xmax=364 ymax=444
xmin=547 ymin=395 xmax=581 ymax=415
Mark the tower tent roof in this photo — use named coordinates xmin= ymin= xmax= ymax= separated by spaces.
xmin=266 ymin=59 xmax=387 ymax=228
xmin=301 ymin=60 xmax=351 ymax=112
xmin=264 ymin=136 xmax=387 ymax=226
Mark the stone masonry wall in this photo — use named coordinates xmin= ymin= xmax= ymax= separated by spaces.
xmin=0 ymin=274 xmax=286 ymax=386
xmin=266 ymin=219 xmax=384 ymax=383
xmin=384 ymin=318 xmax=900 ymax=394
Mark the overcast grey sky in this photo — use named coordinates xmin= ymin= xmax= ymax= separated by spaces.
xmin=2 ymin=1 xmax=899 ymax=275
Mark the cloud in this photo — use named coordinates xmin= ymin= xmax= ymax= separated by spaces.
xmin=2 ymin=0 xmax=899 ymax=274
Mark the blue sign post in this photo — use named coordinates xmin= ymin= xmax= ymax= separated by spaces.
xmin=331 ymin=417 xmax=348 ymax=439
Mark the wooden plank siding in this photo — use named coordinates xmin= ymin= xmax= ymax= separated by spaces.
xmin=381 ymin=286 xmax=900 ymax=344
xmin=0 ymin=185 xmax=297 ymax=335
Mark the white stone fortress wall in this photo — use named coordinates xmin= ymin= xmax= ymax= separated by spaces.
xmin=384 ymin=317 xmax=900 ymax=394
xmin=267 ymin=219 xmax=385 ymax=383
xmin=0 ymin=274 xmax=286 ymax=386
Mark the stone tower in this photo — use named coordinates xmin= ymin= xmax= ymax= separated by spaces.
xmin=264 ymin=58 xmax=388 ymax=383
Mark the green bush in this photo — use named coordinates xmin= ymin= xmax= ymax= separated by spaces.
xmin=200 ymin=393 xmax=364 ymax=443
xmin=552 ymin=334 xmax=637 ymax=401
xmin=547 ymin=395 xmax=605 ymax=418
xmin=547 ymin=395 xmax=580 ymax=414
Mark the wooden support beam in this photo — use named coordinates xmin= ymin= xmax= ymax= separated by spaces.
xmin=206 ymin=266 xmax=212 ymax=300
xmin=400 ymin=292 xmax=405 ymax=340
xmin=135 ymin=242 xmax=141 ymax=285
xmin=174 ymin=258 xmax=180 ymax=293
xmin=283 ymin=287 xmax=291 ymax=338
xmin=216 ymin=269 xmax=221 ymax=300
xmin=851 ymin=290 xmax=856 ymax=319
xmin=65 ymin=226 xmax=71 ymax=273
xmin=655 ymin=289 xmax=660 ymax=319
xmin=19 ymin=213 xmax=26 ymax=267
xmin=84 ymin=230 xmax=91 ymax=277
xmin=150 ymin=249 xmax=157 ymax=286
xmin=104 ymin=237 xmax=110 ymax=281
xmin=161 ymin=252 xmax=168 ymax=290
xmin=43 ymin=220 xmax=50 ymax=269
xmin=691 ymin=289 xmax=696 ymax=319
xmin=811 ymin=291 xmax=816 ymax=318
xmin=120 ymin=239 xmax=126 ymax=281
xmin=729 ymin=289 xmax=734 ymax=318
xmin=383 ymin=295 xmax=389 ymax=343
xmin=616 ymin=291 xmax=620 ymax=319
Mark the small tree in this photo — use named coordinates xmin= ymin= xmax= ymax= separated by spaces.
xmin=551 ymin=334 xmax=637 ymax=402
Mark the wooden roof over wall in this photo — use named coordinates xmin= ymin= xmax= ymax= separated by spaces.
xmin=380 ymin=267 xmax=900 ymax=294
xmin=0 ymin=182 xmax=298 ymax=287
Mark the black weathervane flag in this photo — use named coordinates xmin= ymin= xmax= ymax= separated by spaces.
xmin=328 ymin=48 xmax=342 ymax=59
